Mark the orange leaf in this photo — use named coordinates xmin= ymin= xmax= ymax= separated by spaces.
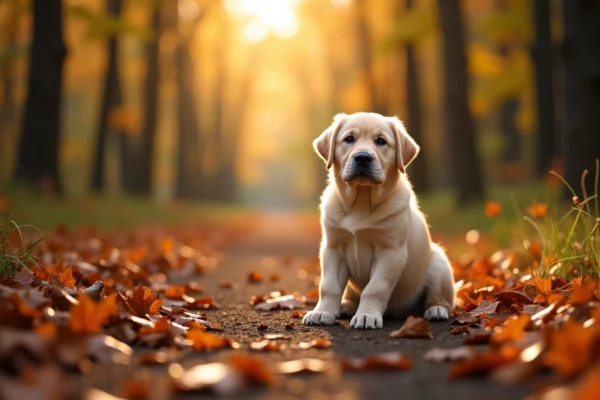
xmin=126 ymin=285 xmax=163 ymax=317
xmin=164 ymin=285 xmax=186 ymax=300
xmin=187 ymin=329 xmax=229 ymax=351
xmin=33 ymin=269 xmax=49 ymax=281
xmin=69 ymin=293 xmax=117 ymax=334
xmin=544 ymin=320 xmax=595 ymax=379
xmin=491 ymin=314 xmax=530 ymax=344
xmin=389 ymin=316 xmax=433 ymax=339
xmin=485 ymin=201 xmax=502 ymax=218
xmin=139 ymin=316 xmax=170 ymax=336
xmin=35 ymin=322 xmax=57 ymax=337
xmin=58 ymin=267 xmax=76 ymax=289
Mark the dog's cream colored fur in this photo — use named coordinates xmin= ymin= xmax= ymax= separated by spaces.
xmin=303 ymin=112 xmax=455 ymax=329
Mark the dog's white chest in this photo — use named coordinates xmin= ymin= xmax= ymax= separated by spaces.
xmin=342 ymin=230 xmax=376 ymax=289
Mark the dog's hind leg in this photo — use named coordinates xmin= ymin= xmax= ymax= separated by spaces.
xmin=340 ymin=283 xmax=360 ymax=318
xmin=423 ymin=244 xmax=455 ymax=321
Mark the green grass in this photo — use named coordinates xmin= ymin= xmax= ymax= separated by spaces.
xmin=4 ymin=189 xmax=257 ymax=231
xmin=0 ymin=213 xmax=44 ymax=278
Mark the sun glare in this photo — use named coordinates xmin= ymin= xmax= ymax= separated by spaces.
xmin=225 ymin=0 xmax=301 ymax=42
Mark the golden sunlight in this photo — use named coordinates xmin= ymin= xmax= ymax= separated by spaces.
xmin=225 ymin=0 xmax=301 ymax=41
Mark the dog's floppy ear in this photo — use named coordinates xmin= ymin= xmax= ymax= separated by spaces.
xmin=388 ymin=116 xmax=420 ymax=173
xmin=313 ymin=113 xmax=347 ymax=170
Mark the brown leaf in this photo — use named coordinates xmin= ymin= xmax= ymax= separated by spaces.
xmin=187 ymin=296 xmax=218 ymax=310
xmin=58 ymin=267 xmax=76 ymax=289
xmin=187 ymin=329 xmax=230 ymax=351
xmin=389 ymin=316 xmax=433 ymax=339
xmin=495 ymin=291 xmax=532 ymax=307
xmin=14 ymin=271 xmax=35 ymax=286
xmin=448 ymin=347 xmax=521 ymax=380
xmin=125 ymin=285 xmax=163 ymax=317
xmin=164 ymin=285 xmax=186 ymax=300
xmin=490 ymin=314 xmax=530 ymax=344
xmin=69 ymin=293 xmax=117 ymax=334
xmin=248 ymin=271 xmax=263 ymax=283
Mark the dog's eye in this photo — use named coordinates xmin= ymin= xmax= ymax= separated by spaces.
xmin=376 ymin=137 xmax=387 ymax=146
xmin=344 ymin=136 xmax=355 ymax=144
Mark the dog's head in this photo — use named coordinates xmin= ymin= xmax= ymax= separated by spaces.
xmin=313 ymin=112 xmax=419 ymax=186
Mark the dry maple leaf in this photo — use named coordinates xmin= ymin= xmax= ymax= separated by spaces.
xmin=544 ymin=320 xmax=596 ymax=379
xmin=491 ymin=314 xmax=531 ymax=344
xmin=485 ymin=201 xmax=502 ymax=218
xmin=69 ymin=293 xmax=117 ymax=334
xmin=531 ymin=276 xmax=562 ymax=305
xmin=527 ymin=202 xmax=548 ymax=218
xmin=390 ymin=316 xmax=433 ymax=339
xmin=291 ymin=311 xmax=303 ymax=318
xmin=126 ymin=285 xmax=163 ymax=317
xmin=187 ymin=329 xmax=229 ymax=351
xmin=33 ymin=269 xmax=49 ymax=281
xmin=57 ymin=267 xmax=76 ymax=289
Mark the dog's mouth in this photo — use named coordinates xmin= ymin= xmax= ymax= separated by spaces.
xmin=342 ymin=167 xmax=384 ymax=184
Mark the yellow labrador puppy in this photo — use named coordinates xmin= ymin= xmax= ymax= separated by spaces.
xmin=303 ymin=112 xmax=455 ymax=329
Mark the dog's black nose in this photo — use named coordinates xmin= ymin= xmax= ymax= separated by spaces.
xmin=354 ymin=152 xmax=373 ymax=165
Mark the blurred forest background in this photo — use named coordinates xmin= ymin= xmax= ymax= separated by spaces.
xmin=0 ymin=0 xmax=599 ymax=212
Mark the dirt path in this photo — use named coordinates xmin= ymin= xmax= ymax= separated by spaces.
xmin=176 ymin=211 xmax=530 ymax=399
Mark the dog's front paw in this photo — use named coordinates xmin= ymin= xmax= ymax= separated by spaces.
xmin=350 ymin=313 xmax=383 ymax=329
xmin=424 ymin=306 xmax=449 ymax=321
xmin=303 ymin=310 xmax=337 ymax=326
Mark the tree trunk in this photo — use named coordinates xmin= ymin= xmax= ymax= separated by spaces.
xmin=91 ymin=0 xmax=124 ymax=193
xmin=355 ymin=0 xmax=385 ymax=114
xmin=499 ymin=98 xmax=521 ymax=162
xmin=403 ymin=0 xmax=429 ymax=192
xmin=532 ymin=0 xmax=556 ymax=176
xmin=562 ymin=0 xmax=600 ymax=197
xmin=133 ymin=2 xmax=161 ymax=195
xmin=175 ymin=4 xmax=203 ymax=199
xmin=0 ymin=0 xmax=18 ymax=179
xmin=175 ymin=38 xmax=202 ymax=199
xmin=437 ymin=0 xmax=485 ymax=206
xmin=15 ymin=0 xmax=66 ymax=195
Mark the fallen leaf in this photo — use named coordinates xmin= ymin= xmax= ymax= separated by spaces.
xmin=257 ymin=323 xmax=268 ymax=331
xmin=448 ymin=347 xmax=521 ymax=380
xmin=187 ymin=329 xmax=230 ymax=351
xmin=491 ymin=314 xmax=531 ymax=344
xmin=57 ymin=267 xmax=76 ymax=289
xmin=291 ymin=311 xmax=303 ymax=318
xmin=544 ymin=320 xmax=596 ymax=379
xmin=69 ymin=293 xmax=117 ymax=334
xmin=248 ymin=271 xmax=263 ymax=283
xmin=389 ymin=316 xmax=433 ymax=339
xmin=164 ymin=285 xmax=186 ymax=300
xmin=285 ymin=322 xmax=295 ymax=330
xmin=124 ymin=285 xmax=163 ymax=317
xmin=269 ymin=273 xmax=281 ymax=282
